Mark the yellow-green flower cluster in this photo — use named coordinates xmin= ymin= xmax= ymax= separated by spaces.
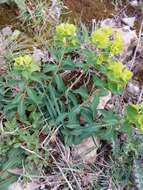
xmin=110 ymin=32 xmax=123 ymax=55
xmin=14 ymin=55 xmax=40 ymax=73
xmin=56 ymin=23 xmax=77 ymax=37
xmin=91 ymin=27 xmax=123 ymax=55
xmin=107 ymin=61 xmax=133 ymax=89
xmin=91 ymin=27 xmax=113 ymax=49
xmin=55 ymin=23 xmax=78 ymax=46
xmin=96 ymin=53 xmax=106 ymax=65
xmin=14 ymin=55 xmax=33 ymax=67
xmin=138 ymin=114 xmax=143 ymax=130
xmin=126 ymin=104 xmax=143 ymax=131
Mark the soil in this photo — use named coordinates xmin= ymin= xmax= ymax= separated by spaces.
xmin=0 ymin=1 xmax=142 ymax=32
xmin=0 ymin=4 xmax=18 ymax=28
xmin=64 ymin=0 xmax=143 ymax=31
xmin=63 ymin=0 xmax=116 ymax=23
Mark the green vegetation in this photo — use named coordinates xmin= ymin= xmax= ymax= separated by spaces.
xmin=0 ymin=0 xmax=143 ymax=189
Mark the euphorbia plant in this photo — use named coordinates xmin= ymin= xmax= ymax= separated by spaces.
xmin=0 ymin=23 xmax=134 ymax=151
xmin=1 ymin=23 xmax=134 ymax=146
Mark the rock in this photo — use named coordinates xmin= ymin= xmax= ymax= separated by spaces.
xmin=114 ymin=27 xmax=137 ymax=60
xmin=100 ymin=18 xmax=138 ymax=60
xmin=122 ymin=17 xmax=136 ymax=28
xmin=0 ymin=0 xmax=9 ymax=4
xmin=33 ymin=47 xmax=44 ymax=62
xmin=132 ymin=48 xmax=143 ymax=83
xmin=72 ymin=137 xmax=99 ymax=164
xmin=129 ymin=0 xmax=139 ymax=7
xmin=8 ymin=182 xmax=40 ymax=190
xmin=97 ymin=91 xmax=111 ymax=110
xmin=33 ymin=47 xmax=54 ymax=63
xmin=0 ymin=57 xmax=6 ymax=66
xmin=11 ymin=30 xmax=21 ymax=40
xmin=51 ymin=0 xmax=62 ymax=19
xmin=8 ymin=182 xmax=23 ymax=190
xmin=127 ymin=81 xmax=140 ymax=96
xmin=1 ymin=26 xmax=12 ymax=36
xmin=101 ymin=18 xmax=117 ymax=28
xmin=117 ymin=27 xmax=137 ymax=52
xmin=23 ymin=182 xmax=39 ymax=190
xmin=72 ymin=92 xmax=111 ymax=164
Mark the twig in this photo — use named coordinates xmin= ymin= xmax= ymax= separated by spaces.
xmin=130 ymin=20 xmax=143 ymax=69
xmin=66 ymin=71 xmax=84 ymax=92
xmin=50 ymin=153 xmax=74 ymax=190
xmin=55 ymin=140 xmax=83 ymax=190
xmin=137 ymin=87 xmax=143 ymax=104
xmin=20 ymin=145 xmax=47 ymax=164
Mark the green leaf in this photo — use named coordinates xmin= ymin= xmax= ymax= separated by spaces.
xmin=2 ymin=148 xmax=23 ymax=170
xmin=14 ymin=0 xmax=27 ymax=11
xmin=43 ymin=64 xmax=58 ymax=73
xmin=125 ymin=104 xmax=139 ymax=123
xmin=56 ymin=113 xmax=67 ymax=124
xmin=121 ymin=121 xmax=132 ymax=136
xmin=99 ymin=110 xmax=119 ymax=125
xmin=84 ymin=50 xmax=97 ymax=66
xmin=74 ymin=86 xmax=88 ymax=100
xmin=63 ymin=124 xmax=100 ymax=136
xmin=67 ymin=91 xmax=78 ymax=106
xmin=80 ymin=107 xmax=93 ymax=123
xmin=68 ymin=110 xmax=78 ymax=123
xmin=18 ymin=80 xmax=26 ymax=90
xmin=45 ymin=93 xmax=58 ymax=119
xmin=54 ymin=75 xmax=65 ymax=92
xmin=0 ymin=175 xmax=18 ymax=190
xmin=93 ymin=75 xmax=106 ymax=88
xmin=62 ymin=57 xmax=76 ymax=70
xmin=91 ymin=94 xmax=99 ymax=117
xmin=0 ymin=148 xmax=23 ymax=190
xmin=27 ymin=88 xmax=41 ymax=104
xmin=4 ymin=104 xmax=17 ymax=116
xmin=17 ymin=97 xmax=27 ymax=122
xmin=101 ymin=127 xmax=117 ymax=141
xmin=66 ymin=124 xmax=81 ymax=129
xmin=22 ymin=70 xmax=30 ymax=80
xmin=11 ymin=93 xmax=22 ymax=104
xmin=48 ymin=85 xmax=61 ymax=116
xmin=30 ymin=73 xmax=51 ymax=83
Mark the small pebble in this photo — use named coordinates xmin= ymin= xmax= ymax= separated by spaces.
xmin=127 ymin=82 xmax=140 ymax=95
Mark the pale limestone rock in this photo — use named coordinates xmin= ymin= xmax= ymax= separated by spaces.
xmin=114 ymin=27 xmax=137 ymax=59
xmin=122 ymin=17 xmax=136 ymax=28
xmin=97 ymin=91 xmax=111 ymax=110
xmin=72 ymin=137 xmax=99 ymax=164
xmin=8 ymin=182 xmax=23 ymax=190
xmin=8 ymin=181 xmax=40 ymax=190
